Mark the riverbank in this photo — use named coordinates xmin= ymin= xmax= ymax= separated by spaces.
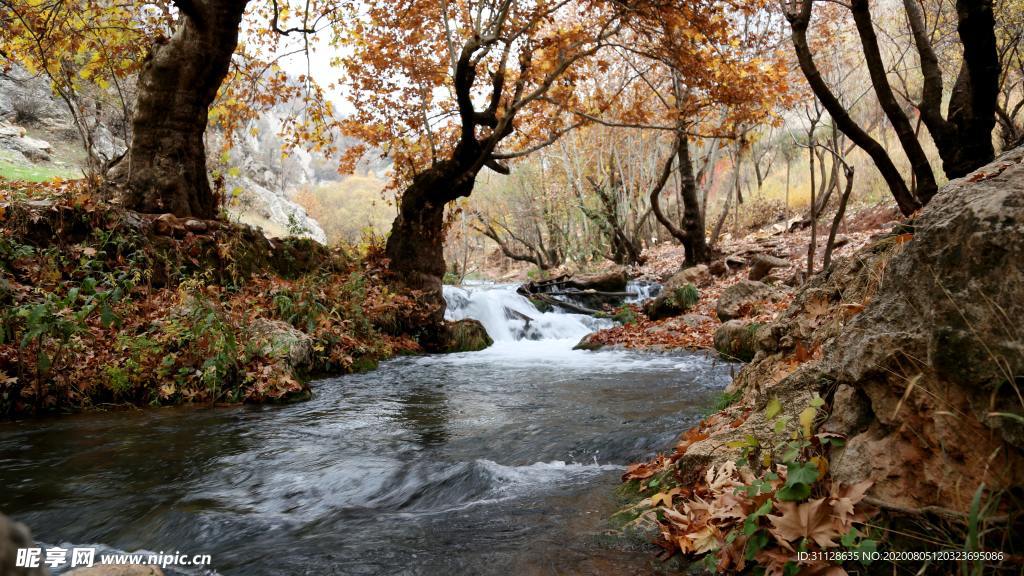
xmin=610 ymin=148 xmax=1024 ymax=574
xmin=575 ymin=203 xmax=898 ymax=355
xmin=0 ymin=179 xmax=428 ymax=417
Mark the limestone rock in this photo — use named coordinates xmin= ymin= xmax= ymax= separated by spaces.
xmin=702 ymin=146 xmax=1024 ymax=514
xmin=249 ymin=318 xmax=314 ymax=372
xmin=747 ymin=254 xmax=790 ymax=282
xmin=713 ymin=319 xmax=759 ymax=362
xmin=666 ymin=264 xmax=709 ymax=287
xmin=715 ymin=280 xmax=784 ymax=321
xmin=0 ymin=122 xmax=52 ymax=163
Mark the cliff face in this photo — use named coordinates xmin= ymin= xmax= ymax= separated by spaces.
xmin=675 ymin=146 xmax=1024 ymax=514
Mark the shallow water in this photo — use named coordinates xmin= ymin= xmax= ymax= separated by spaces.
xmin=0 ymin=287 xmax=731 ymax=575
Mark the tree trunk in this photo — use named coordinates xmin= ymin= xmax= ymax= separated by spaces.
xmin=386 ymin=161 xmax=474 ymax=344
xmin=824 ymin=165 xmax=854 ymax=270
xmin=851 ymin=0 xmax=938 ymax=204
xmin=650 ymin=134 xmax=710 ymax=265
xmin=903 ymin=0 xmax=1000 ymax=179
xmin=786 ymin=0 xmax=921 ymax=216
xmin=116 ymin=0 xmax=249 ymax=218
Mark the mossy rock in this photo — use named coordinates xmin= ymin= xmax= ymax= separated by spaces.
xmin=644 ymin=282 xmax=699 ymax=321
xmin=713 ymin=319 xmax=758 ymax=362
xmin=442 ymin=319 xmax=493 ymax=352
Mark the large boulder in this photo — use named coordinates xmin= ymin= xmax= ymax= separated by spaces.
xmin=823 ymin=147 xmax=1024 ymax=511
xmin=0 ymin=513 xmax=48 ymax=576
xmin=0 ymin=122 xmax=52 ymax=163
xmin=714 ymin=280 xmax=784 ymax=321
xmin=249 ymin=318 xmax=314 ymax=372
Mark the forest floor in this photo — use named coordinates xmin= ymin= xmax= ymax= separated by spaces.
xmin=579 ymin=201 xmax=903 ymax=352
xmin=0 ymin=179 xmax=429 ymax=418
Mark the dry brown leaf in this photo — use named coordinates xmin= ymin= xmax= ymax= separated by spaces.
xmin=828 ymin=480 xmax=872 ymax=527
xmin=767 ymin=498 xmax=841 ymax=549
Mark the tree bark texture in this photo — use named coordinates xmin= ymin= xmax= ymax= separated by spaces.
xmin=118 ymin=0 xmax=249 ymax=218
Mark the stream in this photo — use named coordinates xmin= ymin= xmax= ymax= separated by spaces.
xmin=0 ymin=284 xmax=732 ymax=575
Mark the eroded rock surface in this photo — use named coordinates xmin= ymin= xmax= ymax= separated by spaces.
xmin=681 ymin=147 xmax=1024 ymax=513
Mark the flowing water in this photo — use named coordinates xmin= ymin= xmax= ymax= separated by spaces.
xmin=0 ymin=284 xmax=732 ymax=575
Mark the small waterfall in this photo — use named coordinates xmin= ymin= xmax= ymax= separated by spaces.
xmin=624 ymin=280 xmax=661 ymax=304
xmin=443 ymin=284 xmax=610 ymax=342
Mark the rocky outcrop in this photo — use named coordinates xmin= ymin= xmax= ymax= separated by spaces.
xmin=679 ymin=146 xmax=1024 ymax=514
xmin=0 ymin=122 xmax=53 ymax=163
xmin=822 ymin=148 xmax=1024 ymax=511
xmin=714 ymin=280 xmax=785 ymax=321
xmin=0 ymin=513 xmax=48 ymax=576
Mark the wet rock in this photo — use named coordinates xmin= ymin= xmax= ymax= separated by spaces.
xmin=715 ymin=280 xmax=784 ymax=321
xmin=0 ymin=513 xmax=48 ymax=576
xmin=747 ymin=254 xmax=790 ymax=282
xmin=713 ymin=320 xmax=759 ymax=362
xmin=573 ymin=332 xmax=603 ymax=351
xmin=65 ymin=566 xmax=164 ymax=576
xmin=442 ymin=319 xmax=492 ymax=353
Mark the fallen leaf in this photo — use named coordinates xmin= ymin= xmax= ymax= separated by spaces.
xmin=767 ymin=498 xmax=840 ymax=549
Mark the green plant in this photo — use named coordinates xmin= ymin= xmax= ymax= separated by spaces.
xmin=612 ymin=305 xmax=637 ymax=325
xmin=671 ymin=283 xmax=699 ymax=311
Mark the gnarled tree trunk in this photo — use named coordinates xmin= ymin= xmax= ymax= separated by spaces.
xmin=115 ymin=0 xmax=249 ymax=218
xmin=385 ymin=159 xmax=475 ymax=344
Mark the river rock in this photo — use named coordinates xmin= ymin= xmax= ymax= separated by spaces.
xmin=713 ymin=319 xmax=758 ymax=362
xmin=0 ymin=513 xmax=48 ymax=576
xmin=714 ymin=280 xmax=784 ymax=321
xmin=442 ymin=319 xmax=492 ymax=353
xmin=65 ymin=566 xmax=164 ymax=576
